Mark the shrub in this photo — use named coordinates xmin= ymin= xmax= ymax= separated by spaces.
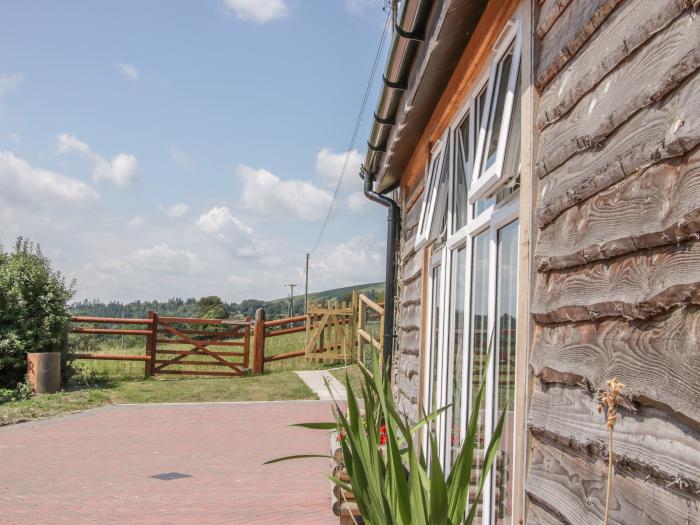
xmin=268 ymin=348 xmax=505 ymax=525
xmin=0 ymin=238 xmax=75 ymax=388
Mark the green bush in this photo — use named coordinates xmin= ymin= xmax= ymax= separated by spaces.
xmin=0 ymin=238 xmax=75 ymax=388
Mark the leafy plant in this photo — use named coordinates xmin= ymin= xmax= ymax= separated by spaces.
xmin=0 ymin=238 xmax=75 ymax=388
xmin=267 ymin=349 xmax=505 ymax=525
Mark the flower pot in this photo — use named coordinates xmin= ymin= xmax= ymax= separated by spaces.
xmin=27 ymin=352 xmax=61 ymax=394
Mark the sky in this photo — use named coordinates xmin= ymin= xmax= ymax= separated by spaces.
xmin=0 ymin=0 xmax=390 ymax=303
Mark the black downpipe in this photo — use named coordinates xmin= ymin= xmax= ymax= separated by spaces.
xmin=362 ymin=170 xmax=400 ymax=374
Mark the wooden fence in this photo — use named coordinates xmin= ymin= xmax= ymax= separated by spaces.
xmin=71 ymin=291 xmax=384 ymax=377
xmin=251 ymin=291 xmax=383 ymax=374
xmin=70 ymin=313 xmax=250 ymax=378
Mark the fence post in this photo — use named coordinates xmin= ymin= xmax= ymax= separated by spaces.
xmin=243 ymin=316 xmax=251 ymax=370
xmin=147 ymin=310 xmax=157 ymax=378
xmin=252 ymin=308 xmax=266 ymax=375
xmin=351 ymin=290 xmax=359 ymax=363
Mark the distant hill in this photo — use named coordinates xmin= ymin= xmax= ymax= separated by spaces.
xmin=70 ymin=282 xmax=384 ymax=321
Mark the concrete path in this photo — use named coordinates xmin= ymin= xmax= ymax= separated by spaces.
xmin=0 ymin=401 xmax=337 ymax=524
xmin=295 ymin=370 xmax=347 ymax=401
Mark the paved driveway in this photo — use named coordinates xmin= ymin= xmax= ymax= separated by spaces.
xmin=0 ymin=401 xmax=337 ymax=524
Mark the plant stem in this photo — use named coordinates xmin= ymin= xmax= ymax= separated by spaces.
xmin=604 ymin=424 xmax=613 ymax=525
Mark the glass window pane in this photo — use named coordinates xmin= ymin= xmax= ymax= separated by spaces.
xmin=480 ymin=43 xmax=515 ymax=176
xmin=420 ymin=151 xmax=443 ymax=236
xmin=494 ymin=220 xmax=518 ymax=525
xmin=468 ymin=230 xmax=490 ymax=504
xmin=452 ymin=115 xmax=469 ymax=232
xmin=428 ymin=263 xmax=442 ymax=442
xmin=430 ymin=137 xmax=451 ymax=240
xmin=448 ymin=246 xmax=466 ymax=466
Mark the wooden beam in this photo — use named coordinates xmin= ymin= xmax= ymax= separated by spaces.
xmin=529 ymin=383 xmax=700 ymax=489
xmin=536 ymin=0 xmax=623 ymax=89
xmin=72 ymin=354 xmax=150 ymax=362
xmin=532 ymin=239 xmax=700 ymax=323
xmin=71 ymin=316 xmax=152 ymax=325
xmin=526 ymin=438 xmax=700 ymax=524
xmin=531 ymin=306 xmax=700 ymax=429
xmin=536 ymin=11 xmax=700 ymax=176
xmin=536 ymin=70 xmax=700 ymax=228
xmin=535 ymin=147 xmax=700 ymax=271
xmin=252 ymin=308 xmax=266 ymax=374
xmin=537 ymin=0 xmax=691 ymax=130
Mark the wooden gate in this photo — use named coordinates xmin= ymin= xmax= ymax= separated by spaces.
xmin=303 ymin=296 xmax=357 ymax=363
xmin=149 ymin=314 xmax=251 ymax=377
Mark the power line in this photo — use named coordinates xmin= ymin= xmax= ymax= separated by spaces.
xmin=309 ymin=12 xmax=391 ymax=254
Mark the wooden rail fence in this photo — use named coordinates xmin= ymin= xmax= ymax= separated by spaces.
xmin=72 ymin=291 xmax=384 ymax=377
xmin=71 ymin=312 xmax=251 ymax=378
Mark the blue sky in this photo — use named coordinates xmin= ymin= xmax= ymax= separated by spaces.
xmin=0 ymin=0 xmax=390 ymax=302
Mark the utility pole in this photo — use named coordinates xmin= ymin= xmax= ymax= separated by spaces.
xmin=304 ymin=253 xmax=310 ymax=315
xmin=284 ymin=283 xmax=297 ymax=317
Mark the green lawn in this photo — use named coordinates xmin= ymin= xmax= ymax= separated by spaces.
xmin=0 ymin=330 xmax=327 ymax=426
xmin=330 ymin=364 xmax=365 ymax=397
xmin=0 ymin=371 xmax=315 ymax=426
xmin=0 ymin=329 xmax=359 ymax=426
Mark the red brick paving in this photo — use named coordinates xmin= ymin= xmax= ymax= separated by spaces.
xmin=0 ymin=401 xmax=339 ymax=524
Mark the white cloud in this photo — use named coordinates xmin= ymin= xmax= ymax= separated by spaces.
xmin=224 ymin=0 xmax=288 ymax=22
xmin=129 ymin=244 xmax=202 ymax=274
xmin=0 ymin=73 xmax=23 ymax=95
xmin=170 ymin=147 xmax=193 ymax=170
xmin=56 ymin=133 xmax=141 ymax=187
xmin=127 ymin=216 xmax=144 ymax=228
xmin=196 ymin=205 xmax=259 ymax=256
xmin=315 ymin=148 xmax=364 ymax=193
xmin=114 ymin=63 xmax=139 ymax=81
xmin=347 ymin=191 xmax=371 ymax=214
xmin=0 ymin=151 xmax=99 ymax=206
xmin=159 ymin=202 xmax=190 ymax=219
xmin=311 ymin=235 xmax=385 ymax=286
xmin=237 ymin=164 xmax=332 ymax=221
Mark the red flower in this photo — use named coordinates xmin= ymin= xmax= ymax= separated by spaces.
xmin=379 ymin=424 xmax=387 ymax=445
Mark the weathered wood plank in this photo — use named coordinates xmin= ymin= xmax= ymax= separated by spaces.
xmin=533 ymin=240 xmax=700 ymax=323
xmin=536 ymin=11 xmax=700 ymax=176
xmin=535 ymin=0 xmax=573 ymax=39
xmin=397 ymin=328 xmax=420 ymax=356
xmin=401 ymin=249 xmax=422 ymax=283
xmin=536 ymin=70 xmax=700 ymax=227
xmin=537 ymin=0 xmax=691 ymax=130
xmin=526 ymin=439 xmax=700 ymax=525
xmin=526 ymin=498 xmax=565 ymax=524
xmin=531 ymin=306 xmax=700 ymax=428
xmin=536 ymin=0 xmax=623 ymax=90
xmin=535 ymin=147 xmax=700 ymax=271
xmin=529 ymin=383 xmax=700 ymax=488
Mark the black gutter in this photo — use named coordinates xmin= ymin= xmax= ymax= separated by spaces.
xmin=362 ymin=169 xmax=399 ymax=373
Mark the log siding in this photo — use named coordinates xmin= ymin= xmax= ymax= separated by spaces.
xmin=527 ymin=0 xmax=700 ymax=521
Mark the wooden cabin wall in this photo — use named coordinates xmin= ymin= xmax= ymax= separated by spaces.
xmin=526 ymin=0 xmax=700 ymax=522
xmin=392 ymin=188 xmax=424 ymax=425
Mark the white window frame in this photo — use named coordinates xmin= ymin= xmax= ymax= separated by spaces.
xmin=422 ymin=248 xmax=448 ymax=462
xmin=461 ymin=197 xmax=519 ymax=525
xmin=469 ymin=18 xmax=521 ymax=204
xmin=419 ymin=13 xmax=523 ymax=524
xmin=415 ymin=136 xmax=449 ymax=250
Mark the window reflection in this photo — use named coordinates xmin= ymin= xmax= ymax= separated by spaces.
xmin=494 ymin=220 xmax=518 ymax=524
xmin=469 ymin=230 xmax=490 ymax=507
xmin=480 ymin=44 xmax=515 ymax=176
xmin=448 ymin=246 xmax=466 ymax=466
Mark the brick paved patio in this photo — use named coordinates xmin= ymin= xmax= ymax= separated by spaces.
xmin=0 ymin=401 xmax=338 ymax=524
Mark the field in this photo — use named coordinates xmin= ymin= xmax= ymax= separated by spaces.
xmin=0 ymin=331 xmax=332 ymax=426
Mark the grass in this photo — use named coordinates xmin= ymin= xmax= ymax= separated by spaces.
xmin=0 ymin=371 xmax=315 ymax=426
xmin=330 ymin=364 xmax=364 ymax=397
xmin=0 ymin=331 xmax=327 ymax=426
